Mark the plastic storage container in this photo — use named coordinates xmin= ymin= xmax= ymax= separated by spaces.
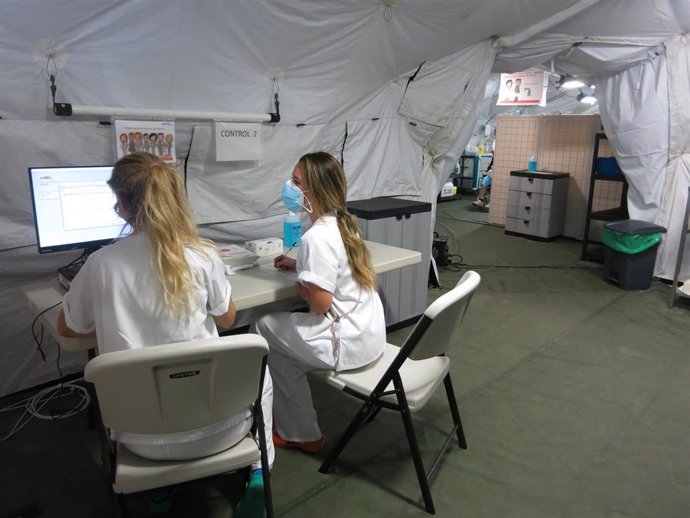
xmin=603 ymin=219 xmax=666 ymax=290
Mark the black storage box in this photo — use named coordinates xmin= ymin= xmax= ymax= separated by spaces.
xmin=603 ymin=219 xmax=666 ymax=290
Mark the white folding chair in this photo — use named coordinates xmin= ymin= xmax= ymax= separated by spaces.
xmin=319 ymin=271 xmax=481 ymax=514
xmin=84 ymin=334 xmax=273 ymax=517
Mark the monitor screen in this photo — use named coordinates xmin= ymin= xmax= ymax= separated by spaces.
xmin=28 ymin=165 xmax=131 ymax=253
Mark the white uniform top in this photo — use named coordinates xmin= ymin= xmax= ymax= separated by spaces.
xmin=295 ymin=212 xmax=386 ymax=371
xmin=62 ymin=232 xmax=231 ymax=354
xmin=62 ymin=233 xmax=240 ymax=448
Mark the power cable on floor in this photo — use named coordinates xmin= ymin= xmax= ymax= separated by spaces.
xmin=442 ymin=253 xmax=604 ymax=272
xmin=0 ymin=375 xmax=91 ymax=442
xmin=2 ymin=311 xmax=92 ymax=441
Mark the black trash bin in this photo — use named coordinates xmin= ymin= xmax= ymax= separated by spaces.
xmin=602 ymin=219 xmax=666 ymax=290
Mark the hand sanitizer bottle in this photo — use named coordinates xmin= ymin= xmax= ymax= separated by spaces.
xmin=528 ymin=154 xmax=538 ymax=172
xmin=283 ymin=212 xmax=302 ymax=248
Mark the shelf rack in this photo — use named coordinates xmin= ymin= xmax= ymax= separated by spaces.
xmin=581 ymin=133 xmax=629 ymax=262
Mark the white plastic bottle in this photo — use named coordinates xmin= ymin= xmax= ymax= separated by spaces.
xmin=283 ymin=212 xmax=302 ymax=248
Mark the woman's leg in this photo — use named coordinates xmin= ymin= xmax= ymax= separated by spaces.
xmin=252 ymin=314 xmax=333 ymax=443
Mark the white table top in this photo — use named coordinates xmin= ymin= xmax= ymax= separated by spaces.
xmin=24 ymin=240 xmax=421 ymax=352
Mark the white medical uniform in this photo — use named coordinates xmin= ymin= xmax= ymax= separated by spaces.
xmin=252 ymin=212 xmax=386 ymax=442
xmin=63 ymin=232 xmax=274 ymax=464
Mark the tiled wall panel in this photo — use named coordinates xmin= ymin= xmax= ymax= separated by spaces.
xmin=489 ymin=115 xmax=621 ymax=240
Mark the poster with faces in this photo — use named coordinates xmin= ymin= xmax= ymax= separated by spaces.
xmin=113 ymin=120 xmax=176 ymax=163
xmin=497 ymin=71 xmax=549 ymax=107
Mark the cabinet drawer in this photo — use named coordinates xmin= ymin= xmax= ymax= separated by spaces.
xmin=509 ymin=175 xmax=554 ymax=194
xmin=508 ymin=189 xmax=549 ymax=207
xmin=508 ymin=204 xmax=551 ymax=222
xmin=505 ymin=216 xmax=552 ymax=238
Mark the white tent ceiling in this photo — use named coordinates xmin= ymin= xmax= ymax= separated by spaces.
xmin=1 ymin=0 xmax=689 ymax=395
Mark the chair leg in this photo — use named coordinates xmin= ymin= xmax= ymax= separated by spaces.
xmin=443 ymin=375 xmax=467 ymax=449
xmin=115 ymin=492 xmax=128 ymax=518
xmin=319 ymin=398 xmax=378 ymax=474
xmin=253 ymin=394 xmax=274 ymax=518
xmin=395 ymin=377 xmax=436 ymax=514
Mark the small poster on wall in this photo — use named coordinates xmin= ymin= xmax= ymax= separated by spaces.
xmin=496 ymin=71 xmax=549 ymax=107
xmin=114 ymin=120 xmax=176 ymax=163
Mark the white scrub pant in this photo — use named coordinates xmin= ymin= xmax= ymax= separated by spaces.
xmin=252 ymin=313 xmax=334 ymax=442
xmin=122 ymin=370 xmax=275 ymax=469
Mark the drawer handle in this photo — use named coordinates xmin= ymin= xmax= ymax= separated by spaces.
xmin=524 ymin=206 xmax=531 ymax=211
xmin=526 ymin=192 xmax=533 ymax=198
xmin=527 ymin=178 xmax=534 ymax=183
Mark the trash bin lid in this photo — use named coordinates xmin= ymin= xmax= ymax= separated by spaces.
xmin=604 ymin=219 xmax=666 ymax=235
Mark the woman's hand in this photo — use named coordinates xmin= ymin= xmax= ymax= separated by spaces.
xmin=274 ymin=255 xmax=296 ymax=271
xmin=295 ymin=281 xmax=333 ymax=314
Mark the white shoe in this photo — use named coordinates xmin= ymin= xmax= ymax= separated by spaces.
xmin=472 ymin=199 xmax=486 ymax=208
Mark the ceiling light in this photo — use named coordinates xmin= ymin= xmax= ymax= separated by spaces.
xmin=577 ymin=92 xmax=597 ymax=105
xmin=559 ymin=75 xmax=585 ymax=89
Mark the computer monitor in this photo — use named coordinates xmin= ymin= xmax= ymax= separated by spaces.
xmin=28 ymin=165 xmax=131 ymax=254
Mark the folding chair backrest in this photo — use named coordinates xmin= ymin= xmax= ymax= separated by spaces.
xmin=84 ymin=334 xmax=268 ymax=435
xmin=406 ymin=270 xmax=480 ymax=361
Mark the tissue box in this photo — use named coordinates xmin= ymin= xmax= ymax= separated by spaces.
xmin=245 ymin=238 xmax=283 ymax=257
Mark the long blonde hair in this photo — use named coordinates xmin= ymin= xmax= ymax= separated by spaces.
xmin=108 ymin=152 xmax=212 ymax=315
xmin=298 ymin=152 xmax=378 ymax=290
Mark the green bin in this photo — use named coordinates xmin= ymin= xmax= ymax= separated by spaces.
xmin=602 ymin=220 xmax=666 ymax=290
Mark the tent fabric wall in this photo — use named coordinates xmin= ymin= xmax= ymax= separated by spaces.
xmin=657 ymin=34 xmax=690 ymax=282
xmin=598 ymin=35 xmax=690 ymax=281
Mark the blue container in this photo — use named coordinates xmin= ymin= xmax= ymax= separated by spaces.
xmin=283 ymin=213 xmax=302 ymax=248
xmin=596 ymin=157 xmax=623 ymax=178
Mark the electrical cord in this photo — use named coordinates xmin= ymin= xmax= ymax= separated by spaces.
xmin=0 ymin=373 xmax=91 ymax=442
xmin=6 ymin=302 xmax=92 ymax=439
xmin=442 ymin=252 xmax=604 ymax=273
xmin=30 ymin=301 xmax=61 ymax=362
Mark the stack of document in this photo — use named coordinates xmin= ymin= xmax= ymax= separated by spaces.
xmin=216 ymin=244 xmax=259 ymax=268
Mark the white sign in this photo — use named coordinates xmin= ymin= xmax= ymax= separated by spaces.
xmin=215 ymin=122 xmax=262 ymax=161
xmin=497 ymin=71 xmax=549 ymax=107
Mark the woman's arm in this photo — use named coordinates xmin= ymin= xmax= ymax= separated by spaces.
xmin=57 ymin=308 xmax=96 ymax=337
xmin=213 ymin=300 xmax=237 ymax=329
xmin=296 ymin=282 xmax=333 ymax=314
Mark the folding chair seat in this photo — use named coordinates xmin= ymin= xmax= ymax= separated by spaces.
xmin=84 ymin=334 xmax=273 ymax=517
xmin=319 ymin=270 xmax=481 ymax=514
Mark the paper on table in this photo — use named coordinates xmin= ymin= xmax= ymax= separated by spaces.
xmin=216 ymin=244 xmax=258 ymax=267
xmin=258 ymin=262 xmax=298 ymax=278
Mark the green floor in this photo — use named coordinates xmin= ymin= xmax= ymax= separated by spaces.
xmin=2 ymin=197 xmax=690 ymax=517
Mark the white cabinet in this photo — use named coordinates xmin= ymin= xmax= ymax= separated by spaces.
xmin=347 ymin=197 xmax=432 ymax=327
xmin=504 ymin=171 xmax=569 ymax=240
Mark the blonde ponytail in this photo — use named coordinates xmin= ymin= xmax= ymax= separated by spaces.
xmin=109 ymin=152 xmax=213 ymax=316
xmin=298 ymin=152 xmax=378 ymax=290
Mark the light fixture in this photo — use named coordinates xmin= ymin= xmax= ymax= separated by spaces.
xmin=558 ymin=75 xmax=585 ymax=89
xmin=577 ymin=91 xmax=597 ymax=105
xmin=49 ymin=75 xmax=281 ymax=123
xmin=53 ymin=104 xmax=279 ymax=122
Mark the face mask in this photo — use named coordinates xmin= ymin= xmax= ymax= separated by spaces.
xmin=282 ymin=179 xmax=312 ymax=213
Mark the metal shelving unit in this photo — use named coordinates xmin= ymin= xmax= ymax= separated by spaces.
xmin=581 ymin=133 xmax=629 ymax=262
xmin=670 ymin=187 xmax=690 ymax=308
